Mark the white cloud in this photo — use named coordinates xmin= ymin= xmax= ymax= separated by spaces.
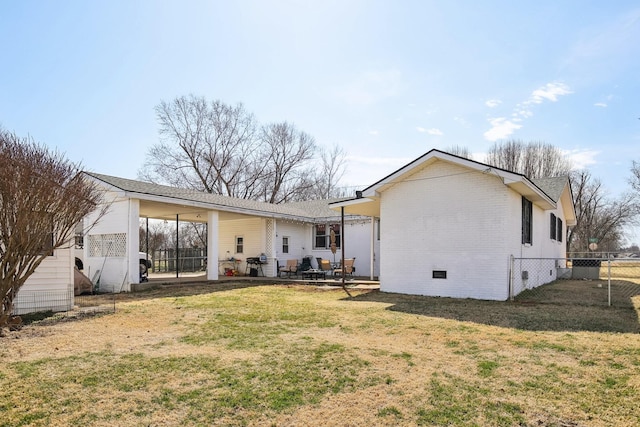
xmin=594 ymin=102 xmax=608 ymax=108
xmin=513 ymin=105 xmax=534 ymax=119
xmin=485 ymin=99 xmax=502 ymax=108
xmin=563 ymin=149 xmax=600 ymax=169
xmin=368 ymin=130 xmax=379 ymax=136
xmin=416 ymin=127 xmax=426 ymax=133
xmin=484 ymin=81 xmax=572 ymax=141
xmin=527 ymin=82 xmax=573 ymax=104
xmin=483 ymin=117 xmax=522 ymax=141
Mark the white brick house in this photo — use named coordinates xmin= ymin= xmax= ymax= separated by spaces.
xmin=331 ymin=149 xmax=576 ymax=301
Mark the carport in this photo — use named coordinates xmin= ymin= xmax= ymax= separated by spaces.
xmin=81 ymin=173 xmax=311 ymax=291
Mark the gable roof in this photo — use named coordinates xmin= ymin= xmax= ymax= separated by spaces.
xmin=532 ymin=176 xmax=577 ymax=225
xmin=331 ymin=149 xmax=577 ymax=224
xmin=531 ymin=177 xmax=567 ymax=202
xmin=84 ymin=172 xmax=364 ymax=223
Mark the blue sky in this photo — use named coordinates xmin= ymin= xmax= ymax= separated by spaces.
xmin=2 ymin=1 xmax=639 ymax=242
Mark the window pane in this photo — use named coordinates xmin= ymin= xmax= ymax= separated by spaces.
xmin=521 ymin=197 xmax=532 ymax=244
xmin=315 ymin=224 xmax=327 ymax=249
xmin=557 ymin=218 xmax=563 ymax=242
xmin=550 ymin=213 xmax=556 ymax=240
xmin=331 ymin=224 xmax=341 ymax=248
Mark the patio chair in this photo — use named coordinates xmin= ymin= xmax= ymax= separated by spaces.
xmin=333 ymin=258 xmax=355 ymax=276
xmin=316 ymin=257 xmax=333 ymax=274
xmin=279 ymin=259 xmax=299 ymax=278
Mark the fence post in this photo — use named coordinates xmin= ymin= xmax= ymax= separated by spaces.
xmin=607 ymin=257 xmax=611 ymax=307
xmin=509 ymin=255 xmax=514 ymax=301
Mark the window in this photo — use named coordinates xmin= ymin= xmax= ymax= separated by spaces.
xmin=331 ymin=224 xmax=341 ymax=249
xmin=235 ymin=236 xmax=244 ymax=254
xmin=75 ymin=233 xmax=84 ymax=249
xmin=557 ymin=218 xmax=563 ymax=242
xmin=313 ymin=224 xmax=341 ymax=249
xmin=550 ymin=213 xmax=557 ymax=240
xmin=282 ymin=236 xmax=289 ymax=254
xmin=521 ymin=197 xmax=532 ymax=245
xmin=314 ymin=224 xmax=326 ymax=249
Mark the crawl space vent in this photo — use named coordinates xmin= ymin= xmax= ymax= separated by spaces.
xmin=432 ymin=270 xmax=447 ymax=279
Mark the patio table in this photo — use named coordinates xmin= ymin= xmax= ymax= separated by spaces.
xmin=301 ymin=269 xmax=326 ymax=280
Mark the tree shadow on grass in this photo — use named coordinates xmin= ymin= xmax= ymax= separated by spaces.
xmin=347 ymin=284 xmax=640 ymax=333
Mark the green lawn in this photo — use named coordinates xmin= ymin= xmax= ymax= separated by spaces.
xmin=1 ymin=283 xmax=639 ymax=426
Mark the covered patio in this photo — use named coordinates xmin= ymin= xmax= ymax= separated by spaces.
xmin=82 ymin=173 xmax=314 ymax=291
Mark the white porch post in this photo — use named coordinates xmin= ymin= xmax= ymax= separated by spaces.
xmin=370 ymin=217 xmax=375 ymax=280
xmin=207 ymin=211 xmax=219 ymax=280
xmin=128 ymin=198 xmax=140 ymax=287
xmin=267 ymin=218 xmax=277 ymax=277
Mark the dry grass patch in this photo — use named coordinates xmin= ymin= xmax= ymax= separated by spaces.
xmin=1 ymin=283 xmax=640 ymax=426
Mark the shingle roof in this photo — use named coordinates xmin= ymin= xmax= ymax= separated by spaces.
xmin=531 ymin=177 xmax=569 ymax=202
xmin=286 ymin=198 xmax=355 ymax=219
xmin=84 ymin=172 xmax=364 ymax=222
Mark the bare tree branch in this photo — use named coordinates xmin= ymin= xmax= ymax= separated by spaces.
xmin=0 ymin=131 xmax=107 ymax=328
xmin=485 ymin=140 xmax=572 ymax=178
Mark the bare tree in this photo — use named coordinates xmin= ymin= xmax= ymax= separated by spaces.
xmin=568 ymin=170 xmax=638 ymax=252
xmin=311 ymin=144 xmax=348 ymax=199
xmin=444 ymin=145 xmax=472 ymax=159
xmin=253 ymin=121 xmax=317 ymax=203
xmin=484 ymin=140 xmax=572 ymax=178
xmin=631 ymin=160 xmax=640 ymax=194
xmin=139 ymin=220 xmax=169 ymax=255
xmin=141 ymin=96 xmax=322 ymax=203
xmin=0 ymin=131 xmax=106 ymax=330
xmin=140 ymin=95 xmax=262 ymax=197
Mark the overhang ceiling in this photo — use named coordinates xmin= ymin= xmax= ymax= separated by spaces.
xmin=139 ymin=200 xmax=260 ymax=222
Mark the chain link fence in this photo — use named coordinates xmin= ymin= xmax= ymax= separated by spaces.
xmin=12 ymin=289 xmax=116 ymax=320
xmin=511 ymin=256 xmax=640 ymax=307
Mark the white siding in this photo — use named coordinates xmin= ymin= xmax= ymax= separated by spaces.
xmin=509 ymin=189 xmax=569 ymax=293
xmin=218 ymin=217 xmax=266 ymax=275
xmin=14 ymin=244 xmax=74 ymax=314
xmin=380 ymin=160 xmax=512 ymax=300
xmin=84 ymin=193 xmax=135 ymax=292
xmin=275 ymin=219 xmax=380 ymax=277
xmin=275 ymin=221 xmax=310 ymax=269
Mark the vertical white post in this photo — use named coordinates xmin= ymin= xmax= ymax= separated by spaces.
xmin=127 ymin=198 xmax=140 ymax=288
xmin=509 ymin=255 xmax=514 ymax=301
xmin=207 ymin=211 xmax=219 ymax=281
xmin=267 ymin=218 xmax=277 ymax=277
xmin=607 ymin=257 xmax=611 ymax=307
xmin=370 ymin=217 xmax=375 ymax=280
